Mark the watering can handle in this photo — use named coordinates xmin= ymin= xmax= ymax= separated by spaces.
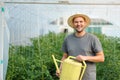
xmin=68 ymin=56 xmax=86 ymax=66
xmin=79 ymin=61 xmax=86 ymax=80
xmin=52 ymin=55 xmax=61 ymax=73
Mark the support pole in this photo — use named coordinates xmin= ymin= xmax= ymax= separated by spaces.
xmin=0 ymin=2 xmax=9 ymax=80
xmin=0 ymin=2 xmax=4 ymax=80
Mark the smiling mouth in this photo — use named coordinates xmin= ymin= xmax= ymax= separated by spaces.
xmin=77 ymin=26 xmax=83 ymax=30
xmin=75 ymin=28 xmax=83 ymax=33
xmin=74 ymin=26 xmax=84 ymax=33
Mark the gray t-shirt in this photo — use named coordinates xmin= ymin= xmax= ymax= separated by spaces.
xmin=62 ymin=32 xmax=103 ymax=80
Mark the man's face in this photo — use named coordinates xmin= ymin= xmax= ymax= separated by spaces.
xmin=73 ymin=17 xmax=87 ymax=33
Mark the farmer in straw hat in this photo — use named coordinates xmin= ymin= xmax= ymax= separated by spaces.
xmin=56 ymin=14 xmax=105 ymax=80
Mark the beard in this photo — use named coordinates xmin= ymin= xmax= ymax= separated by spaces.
xmin=74 ymin=27 xmax=84 ymax=33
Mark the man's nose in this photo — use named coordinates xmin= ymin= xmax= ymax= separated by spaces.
xmin=77 ymin=22 xmax=81 ymax=25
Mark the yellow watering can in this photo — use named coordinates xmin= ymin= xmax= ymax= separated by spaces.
xmin=52 ymin=55 xmax=87 ymax=80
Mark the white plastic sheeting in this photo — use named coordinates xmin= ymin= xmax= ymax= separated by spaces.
xmin=5 ymin=4 xmax=120 ymax=46
xmin=0 ymin=2 xmax=10 ymax=80
xmin=3 ymin=22 xmax=9 ymax=80
xmin=0 ymin=3 xmax=4 ymax=80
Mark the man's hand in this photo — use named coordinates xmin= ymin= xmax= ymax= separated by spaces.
xmin=56 ymin=70 xmax=61 ymax=78
xmin=76 ymin=55 xmax=87 ymax=61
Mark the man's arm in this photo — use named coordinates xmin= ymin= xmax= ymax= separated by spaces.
xmin=76 ymin=51 xmax=104 ymax=62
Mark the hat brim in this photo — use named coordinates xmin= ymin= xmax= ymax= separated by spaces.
xmin=67 ymin=14 xmax=91 ymax=28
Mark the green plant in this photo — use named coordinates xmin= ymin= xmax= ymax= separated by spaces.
xmin=6 ymin=32 xmax=120 ymax=80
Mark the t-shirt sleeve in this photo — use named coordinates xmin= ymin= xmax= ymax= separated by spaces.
xmin=92 ymin=36 xmax=103 ymax=54
xmin=61 ymin=38 xmax=68 ymax=53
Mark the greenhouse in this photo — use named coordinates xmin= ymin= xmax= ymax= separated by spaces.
xmin=0 ymin=0 xmax=120 ymax=80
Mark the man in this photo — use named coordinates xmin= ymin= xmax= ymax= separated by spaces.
xmin=56 ymin=14 xmax=104 ymax=80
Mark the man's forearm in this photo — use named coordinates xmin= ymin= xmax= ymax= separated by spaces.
xmin=76 ymin=51 xmax=104 ymax=62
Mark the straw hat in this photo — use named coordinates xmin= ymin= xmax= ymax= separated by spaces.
xmin=67 ymin=14 xmax=91 ymax=28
